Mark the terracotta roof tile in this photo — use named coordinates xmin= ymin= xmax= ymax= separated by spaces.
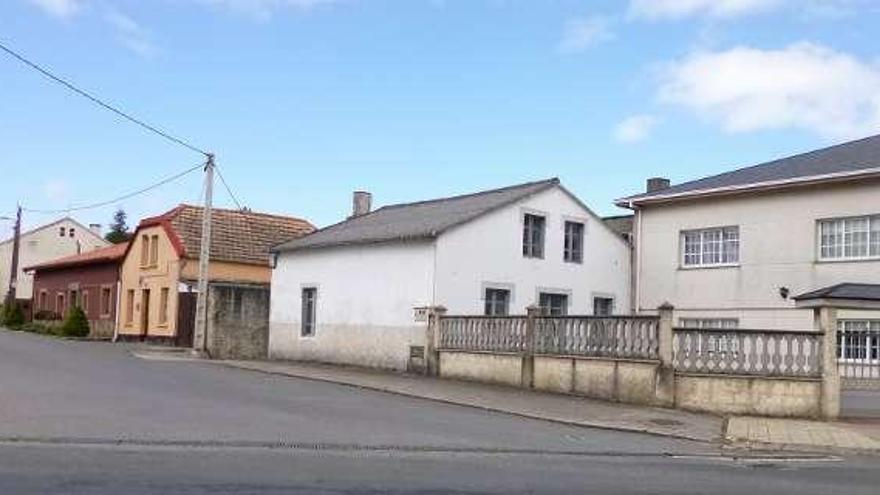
xmin=25 ymin=242 xmax=128 ymax=272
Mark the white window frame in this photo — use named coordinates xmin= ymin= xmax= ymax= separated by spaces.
xmin=837 ymin=320 xmax=880 ymax=364
xmin=483 ymin=287 xmax=511 ymax=316
xmin=301 ymin=286 xmax=318 ymax=338
xmin=817 ymin=215 xmax=880 ymax=262
xmin=680 ymin=226 xmax=739 ymax=268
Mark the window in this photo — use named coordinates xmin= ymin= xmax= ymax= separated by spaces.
xmin=39 ymin=290 xmax=48 ymax=311
xmin=837 ymin=320 xmax=880 ymax=361
xmin=159 ymin=288 xmax=169 ymax=325
xmin=593 ymin=297 xmax=614 ymax=316
xmin=301 ymin=287 xmax=317 ymax=337
xmin=150 ymin=235 xmax=159 ymax=266
xmin=56 ymin=293 xmax=65 ymax=314
xmin=539 ymin=292 xmax=568 ymax=316
xmin=681 ymin=227 xmax=739 ymax=267
xmin=564 ymin=221 xmax=584 ymax=263
xmin=140 ymin=235 xmax=150 ymax=266
xmin=126 ymin=289 xmax=135 ymax=324
xmin=819 ymin=215 xmax=880 ymax=261
xmin=59 ymin=227 xmax=65 ymax=237
xmin=522 ymin=214 xmax=545 ymax=259
xmin=100 ymin=287 xmax=112 ymax=317
xmin=81 ymin=291 xmax=89 ymax=315
xmin=69 ymin=290 xmax=79 ymax=309
xmin=69 ymin=228 xmax=75 ymax=238
xmin=484 ymin=288 xmax=510 ymax=316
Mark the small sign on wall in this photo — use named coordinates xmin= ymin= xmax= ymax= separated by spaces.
xmin=413 ymin=307 xmax=429 ymax=323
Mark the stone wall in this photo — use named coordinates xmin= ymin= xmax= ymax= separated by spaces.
xmin=674 ymin=374 xmax=822 ymax=418
xmin=207 ymin=283 xmax=270 ymax=360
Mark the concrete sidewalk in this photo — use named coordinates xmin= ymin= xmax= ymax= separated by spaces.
xmin=727 ymin=416 xmax=880 ymax=453
xmin=217 ymin=359 xmax=723 ymax=442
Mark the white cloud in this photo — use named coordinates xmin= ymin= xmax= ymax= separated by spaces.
xmin=104 ymin=10 xmax=157 ymax=58
xmin=194 ymin=0 xmax=338 ymax=19
xmin=628 ymin=0 xmax=783 ymax=20
xmin=27 ymin=0 xmax=82 ymax=18
xmin=657 ymin=42 xmax=880 ymax=139
xmin=613 ymin=114 xmax=658 ymax=143
xmin=558 ymin=16 xmax=615 ymax=53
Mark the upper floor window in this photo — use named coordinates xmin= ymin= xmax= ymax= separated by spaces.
xmin=59 ymin=227 xmax=65 ymax=237
xmin=484 ymin=288 xmax=510 ymax=316
xmin=539 ymin=292 xmax=568 ymax=316
xmin=522 ymin=214 xmax=545 ymax=259
xmin=150 ymin=235 xmax=159 ymax=266
xmin=681 ymin=226 xmax=739 ymax=267
xmin=563 ymin=221 xmax=584 ymax=263
xmin=140 ymin=235 xmax=150 ymax=266
xmin=69 ymin=228 xmax=75 ymax=238
xmin=819 ymin=215 xmax=880 ymax=261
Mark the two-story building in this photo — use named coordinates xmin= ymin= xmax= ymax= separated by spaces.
xmin=116 ymin=204 xmax=313 ymax=345
xmin=617 ymin=135 xmax=880 ymax=341
xmin=269 ymin=178 xmax=632 ymax=370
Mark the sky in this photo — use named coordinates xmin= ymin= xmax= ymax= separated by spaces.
xmin=1 ymin=0 xmax=879 ymax=235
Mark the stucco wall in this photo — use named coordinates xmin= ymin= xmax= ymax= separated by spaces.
xmin=117 ymin=225 xmax=182 ymax=338
xmin=435 ymin=187 xmax=631 ymax=315
xmin=674 ymin=374 xmax=822 ymax=418
xmin=269 ymin=241 xmax=435 ymax=370
xmin=179 ymin=258 xmax=271 ymax=284
xmin=636 ymin=181 xmax=880 ymax=329
xmin=1 ymin=219 xmax=107 ymax=301
xmin=439 ymin=352 xmax=524 ymax=387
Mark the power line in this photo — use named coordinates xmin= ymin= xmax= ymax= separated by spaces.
xmin=23 ymin=163 xmax=204 ymax=214
xmin=215 ymin=164 xmax=244 ymax=210
xmin=0 ymin=39 xmax=209 ymax=157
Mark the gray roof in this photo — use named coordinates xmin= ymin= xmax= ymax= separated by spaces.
xmin=794 ymin=283 xmax=880 ymax=302
xmin=620 ymin=133 xmax=880 ymax=204
xmin=274 ymin=179 xmax=560 ymax=252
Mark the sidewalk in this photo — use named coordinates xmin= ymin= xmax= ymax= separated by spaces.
xmin=217 ymin=359 xmax=723 ymax=442
xmin=727 ymin=416 xmax=880 ymax=453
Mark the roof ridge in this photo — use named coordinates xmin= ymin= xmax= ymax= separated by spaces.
xmin=176 ymin=203 xmax=313 ymax=225
xmin=376 ymin=178 xmax=559 ymax=212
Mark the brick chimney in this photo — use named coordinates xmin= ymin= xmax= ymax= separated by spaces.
xmin=352 ymin=191 xmax=372 ymax=217
xmin=646 ymin=177 xmax=671 ymax=193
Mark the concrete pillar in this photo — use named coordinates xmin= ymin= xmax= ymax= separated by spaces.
xmin=816 ymin=306 xmax=840 ymax=420
xmin=425 ymin=306 xmax=446 ymax=376
xmin=521 ymin=305 xmax=540 ymax=388
xmin=654 ymin=302 xmax=675 ymax=407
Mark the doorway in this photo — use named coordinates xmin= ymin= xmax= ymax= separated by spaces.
xmin=140 ymin=289 xmax=151 ymax=340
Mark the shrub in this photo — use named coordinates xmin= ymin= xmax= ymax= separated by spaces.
xmin=33 ymin=310 xmax=61 ymax=321
xmin=1 ymin=302 xmax=25 ymax=329
xmin=60 ymin=306 xmax=90 ymax=338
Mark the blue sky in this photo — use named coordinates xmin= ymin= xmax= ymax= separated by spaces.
xmin=2 ymin=0 xmax=879 ymax=234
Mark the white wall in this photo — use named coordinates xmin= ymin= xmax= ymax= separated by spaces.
xmin=0 ymin=219 xmax=107 ymax=301
xmin=435 ymin=186 xmax=631 ymax=315
xmin=636 ymin=181 xmax=880 ymax=329
xmin=268 ymin=241 xmax=435 ymax=370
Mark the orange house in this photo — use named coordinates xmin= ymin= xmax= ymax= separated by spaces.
xmin=116 ymin=204 xmax=313 ymax=345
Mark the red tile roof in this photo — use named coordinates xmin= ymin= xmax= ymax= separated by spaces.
xmin=25 ymin=242 xmax=129 ymax=272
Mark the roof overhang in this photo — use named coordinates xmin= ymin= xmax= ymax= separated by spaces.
xmin=615 ymin=167 xmax=880 ymax=209
xmin=794 ymin=298 xmax=880 ymax=310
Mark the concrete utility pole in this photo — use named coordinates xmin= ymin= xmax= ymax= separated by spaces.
xmin=4 ymin=205 xmax=22 ymax=308
xmin=192 ymin=154 xmax=214 ymax=354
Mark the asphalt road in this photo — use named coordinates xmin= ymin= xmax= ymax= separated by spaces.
xmin=1 ymin=329 xmax=879 ymax=494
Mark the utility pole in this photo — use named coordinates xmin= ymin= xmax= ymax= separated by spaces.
xmin=4 ymin=205 xmax=22 ymax=309
xmin=192 ymin=154 xmax=214 ymax=355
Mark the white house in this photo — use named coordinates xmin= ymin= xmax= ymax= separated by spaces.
xmin=616 ymin=134 xmax=880 ymax=370
xmin=0 ymin=217 xmax=108 ymax=304
xmin=269 ymin=178 xmax=632 ymax=370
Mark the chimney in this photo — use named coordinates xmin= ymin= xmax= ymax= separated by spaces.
xmin=89 ymin=223 xmax=102 ymax=237
xmin=646 ymin=177 xmax=671 ymax=193
xmin=352 ymin=191 xmax=372 ymax=217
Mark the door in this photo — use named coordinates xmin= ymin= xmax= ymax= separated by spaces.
xmin=140 ymin=289 xmax=151 ymax=340
xmin=176 ymin=292 xmax=196 ymax=347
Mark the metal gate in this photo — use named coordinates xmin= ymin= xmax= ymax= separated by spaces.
xmin=838 ymin=319 xmax=880 ymax=390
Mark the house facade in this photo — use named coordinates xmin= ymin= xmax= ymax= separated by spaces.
xmin=116 ymin=205 xmax=313 ymax=345
xmin=25 ymin=243 xmax=127 ymax=338
xmin=0 ymin=218 xmax=108 ymax=307
xmin=269 ymin=178 xmax=632 ymax=370
xmin=617 ymin=135 xmax=880 ymax=334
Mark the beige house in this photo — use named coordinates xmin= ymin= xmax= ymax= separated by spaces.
xmin=617 ymin=134 xmax=880 ymax=334
xmin=117 ymin=205 xmax=313 ymax=344
xmin=0 ymin=217 xmax=108 ymax=305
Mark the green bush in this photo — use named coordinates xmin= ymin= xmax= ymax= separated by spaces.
xmin=1 ymin=302 xmax=25 ymax=329
xmin=60 ymin=306 xmax=90 ymax=337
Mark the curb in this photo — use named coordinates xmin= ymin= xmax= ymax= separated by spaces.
xmin=214 ymin=360 xmax=722 ymax=444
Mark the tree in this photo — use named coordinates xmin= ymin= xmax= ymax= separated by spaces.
xmin=105 ymin=209 xmax=131 ymax=244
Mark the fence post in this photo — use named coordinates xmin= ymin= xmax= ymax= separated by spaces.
xmin=654 ymin=302 xmax=675 ymax=407
xmin=816 ymin=305 xmax=840 ymax=420
xmin=425 ymin=306 xmax=446 ymax=377
xmin=522 ymin=305 xmax=540 ymax=388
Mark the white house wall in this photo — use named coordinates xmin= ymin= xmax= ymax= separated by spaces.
xmin=268 ymin=241 xmax=435 ymax=370
xmin=0 ymin=219 xmax=107 ymax=301
xmin=434 ymin=187 xmax=631 ymax=315
xmin=636 ymin=181 xmax=880 ymax=329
